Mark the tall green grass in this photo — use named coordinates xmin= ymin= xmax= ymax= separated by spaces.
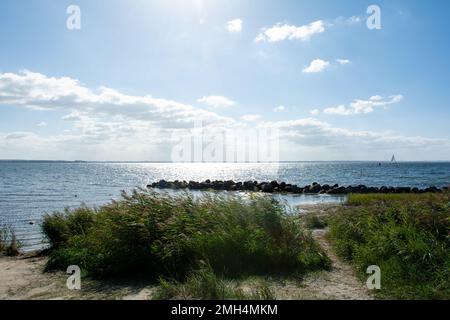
xmin=303 ymin=214 xmax=328 ymax=230
xmin=42 ymin=190 xmax=330 ymax=281
xmin=0 ymin=227 xmax=20 ymax=256
xmin=0 ymin=228 xmax=5 ymax=253
xmin=328 ymin=192 xmax=450 ymax=299
xmin=347 ymin=192 xmax=446 ymax=206
xmin=155 ymin=261 xmax=276 ymax=300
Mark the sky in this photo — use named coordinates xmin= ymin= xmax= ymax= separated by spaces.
xmin=0 ymin=0 xmax=450 ymax=161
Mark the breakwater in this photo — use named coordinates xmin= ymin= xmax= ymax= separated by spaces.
xmin=148 ymin=180 xmax=448 ymax=195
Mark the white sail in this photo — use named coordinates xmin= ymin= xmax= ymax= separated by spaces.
xmin=391 ymin=154 xmax=396 ymax=163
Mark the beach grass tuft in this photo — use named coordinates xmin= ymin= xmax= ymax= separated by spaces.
xmin=42 ymin=190 xmax=331 ymax=282
xmin=0 ymin=228 xmax=5 ymax=253
xmin=0 ymin=227 xmax=20 ymax=256
xmin=155 ymin=261 xmax=276 ymax=300
xmin=328 ymin=192 xmax=450 ymax=299
xmin=303 ymin=214 xmax=328 ymax=230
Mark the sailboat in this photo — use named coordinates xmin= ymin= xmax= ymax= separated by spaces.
xmin=390 ymin=154 xmax=397 ymax=164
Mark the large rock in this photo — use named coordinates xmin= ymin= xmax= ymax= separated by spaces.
xmin=157 ymin=180 xmax=171 ymax=188
xmin=243 ymin=181 xmax=255 ymax=190
xmin=327 ymin=186 xmax=347 ymax=194
xmin=395 ymin=187 xmax=411 ymax=193
xmin=261 ymin=183 xmax=274 ymax=193
xmin=309 ymin=184 xmax=322 ymax=194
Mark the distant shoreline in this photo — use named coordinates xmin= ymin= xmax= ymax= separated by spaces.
xmin=2 ymin=160 xmax=450 ymax=163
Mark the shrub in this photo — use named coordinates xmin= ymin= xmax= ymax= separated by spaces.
xmin=42 ymin=206 xmax=95 ymax=249
xmin=328 ymin=192 xmax=450 ymax=299
xmin=6 ymin=231 xmax=19 ymax=256
xmin=0 ymin=227 xmax=20 ymax=256
xmin=43 ymin=190 xmax=330 ymax=280
xmin=0 ymin=228 xmax=5 ymax=253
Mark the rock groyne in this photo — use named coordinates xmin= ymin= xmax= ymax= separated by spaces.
xmin=147 ymin=180 xmax=447 ymax=195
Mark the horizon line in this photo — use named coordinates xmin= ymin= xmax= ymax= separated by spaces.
xmin=2 ymin=160 xmax=450 ymax=163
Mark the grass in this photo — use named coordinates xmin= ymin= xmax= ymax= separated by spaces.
xmin=303 ymin=214 xmax=328 ymax=230
xmin=0 ymin=228 xmax=4 ymax=253
xmin=42 ymin=190 xmax=330 ymax=289
xmin=41 ymin=206 xmax=95 ymax=250
xmin=155 ymin=261 xmax=276 ymax=300
xmin=347 ymin=192 xmax=446 ymax=206
xmin=0 ymin=227 xmax=20 ymax=256
xmin=328 ymin=192 xmax=450 ymax=300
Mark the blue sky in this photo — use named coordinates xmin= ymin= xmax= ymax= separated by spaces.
xmin=0 ymin=0 xmax=449 ymax=161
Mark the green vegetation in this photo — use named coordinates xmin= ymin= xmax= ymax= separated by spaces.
xmin=0 ymin=227 xmax=20 ymax=256
xmin=41 ymin=207 xmax=95 ymax=250
xmin=0 ymin=228 xmax=4 ymax=253
xmin=303 ymin=214 xmax=328 ymax=230
xmin=328 ymin=192 xmax=450 ymax=299
xmin=347 ymin=193 xmax=446 ymax=206
xmin=42 ymin=190 xmax=330 ymax=288
xmin=155 ymin=261 xmax=275 ymax=300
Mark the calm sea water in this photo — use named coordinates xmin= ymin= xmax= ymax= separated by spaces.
xmin=1 ymin=161 xmax=449 ymax=251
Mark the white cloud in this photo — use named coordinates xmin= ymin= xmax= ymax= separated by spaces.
xmin=227 ymin=19 xmax=243 ymax=33
xmin=1 ymin=70 xmax=446 ymax=161
xmin=336 ymin=59 xmax=351 ymax=65
xmin=260 ymin=117 xmax=449 ymax=152
xmin=197 ymin=95 xmax=236 ymax=108
xmin=37 ymin=122 xmax=47 ymax=127
xmin=310 ymin=109 xmax=320 ymax=115
xmin=4 ymin=132 xmax=37 ymax=140
xmin=273 ymin=105 xmax=285 ymax=112
xmin=0 ymin=71 xmax=235 ymax=128
xmin=254 ymin=15 xmax=360 ymax=44
xmin=3 ymin=114 xmax=448 ymax=161
xmin=0 ymin=72 xmax=236 ymax=128
xmin=323 ymin=95 xmax=404 ymax=115
xmin=369 ymin=95 xmax=383 ymax=101
xmin=0 ymin=70 xmax=238 ymax=160
xmin=302 ymin=59 xmax=330 ymax=73
xmin=240 ymin=114 xmax=261 ymax=122
xmin=255 ymin=20 xmax=325 ymax=43
xmin=323 ymin=105 xmax=352 ymax=115
xmin=346 ymin=16 xmax=361 ymax=24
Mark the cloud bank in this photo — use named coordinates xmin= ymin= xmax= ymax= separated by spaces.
xmin=0 ymin=71 xmax=447 ymax=160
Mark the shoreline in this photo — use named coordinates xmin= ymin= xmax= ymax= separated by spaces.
xmin=2 ymin=192 xmax=448 ymax=300
xmin=0 ymin=203 xmax=373 ymax=300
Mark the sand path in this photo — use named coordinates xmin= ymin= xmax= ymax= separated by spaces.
xmin=0 ymin=254 xmax=156 ymax=300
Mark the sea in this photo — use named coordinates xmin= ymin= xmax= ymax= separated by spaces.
xmin=1 ymin=161 xmax=449 ymax=251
